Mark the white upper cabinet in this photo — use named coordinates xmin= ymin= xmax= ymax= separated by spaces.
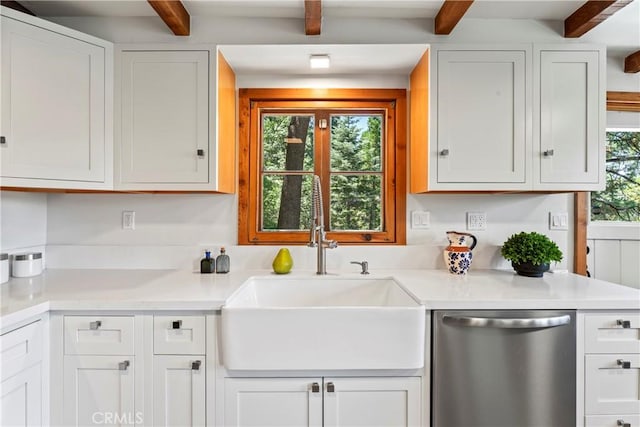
xmin=535 ymin=46 xmax=605 ymax=191
xmin=117 ymin=50 xmax=209 ymax=189
xmin=412 ymin=44 xmax=605 ymax=193
xmin=433 ymin=48 xmax=530 ymax=190
xmin=0 ymin=7 xmax=113 ymax=190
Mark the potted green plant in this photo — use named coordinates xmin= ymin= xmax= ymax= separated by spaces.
xmin=501 ymin=232 xmax=563 ymax=277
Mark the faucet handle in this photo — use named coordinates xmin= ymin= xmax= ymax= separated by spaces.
xmin=350 ymin=261 xmax=369 ymax=275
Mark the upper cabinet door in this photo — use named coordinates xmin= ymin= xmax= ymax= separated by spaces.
xmin=433 ymin=48 xmax=530 ymax=189
xmin=0 ymin=13 xmax=112 ymax=189
xmin=536 ymin=48 xmax=605 ymax=190
xmin=118 ymin=50 xmax=209 ymax=188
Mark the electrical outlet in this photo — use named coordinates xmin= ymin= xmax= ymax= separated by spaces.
xmin=549 ymin=212 xmax=568 ymax=230
xmin=411 ymin=211 xmax=430 ymax=229
xmin=467 ymin=212 xmax=486 ymax=231
xmin=122 ymin=211 xmax=135 ymax=230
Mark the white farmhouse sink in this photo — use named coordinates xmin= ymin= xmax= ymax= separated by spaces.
xmin=220 ymin=276 xmax=425 ymax=371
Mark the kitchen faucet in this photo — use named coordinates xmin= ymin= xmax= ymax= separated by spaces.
xmin=308 ymin=175 xmax=338 ymax=274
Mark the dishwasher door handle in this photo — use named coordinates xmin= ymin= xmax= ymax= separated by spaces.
xmin=443 ymin=314 xmax=571 ymax=329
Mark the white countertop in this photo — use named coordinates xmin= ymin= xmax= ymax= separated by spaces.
xmin=1 ymin=268 xmax=638 ymax=329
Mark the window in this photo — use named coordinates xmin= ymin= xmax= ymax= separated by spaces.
xmin=238 ymin=89 xmax=406 ymax=245
xmin=590 ymin=130 xmax=640 ymax=221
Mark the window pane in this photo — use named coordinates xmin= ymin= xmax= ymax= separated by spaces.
xmin=262 ymin=114 xmax=314 ymax=171
xmin=330 ymin=115 xmax=382 ymax=172
xmin=262 ymin=174 xmax=312 ymax=230
xmin=591 ymin=131 xmax=640 ymax=222
xmin=330 ymin=174 xmax=382 ymax=231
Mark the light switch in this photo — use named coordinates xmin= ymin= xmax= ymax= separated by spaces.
xmin=411 ymin=211 xmax=430 ymax=229
xmin=549 ymin=212 xmax=568 ymax=230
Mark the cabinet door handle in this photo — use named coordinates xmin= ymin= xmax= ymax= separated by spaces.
xmin=617 ymin=420 xmax=631 ymax=427
xmin=89 ymin=320 xmax=102 ymax=330
xmin=118 ymin=360 xmax=130 ymax=371
xmin=543 ymin=149 xmax=554 ymax=157
xmin=311 ymin=382 xmax=320 ymax=393
xmin=439 ymin=149 xmax=449 ymax=156
xmin=326 ymin=382 xmax=335 ymax=393
xmin=197 ymin=149 xmax=205 ymax=157
xmin=172 ymin=320 xmax=182 ymax=329
xmin=191 ymin=360 xmax=201 ymax=371
xmin=0 ymin=136 xmax=6 ymax=145
xmin=617 ymin=319 xmax=631 ymax=328
xmin=617 ymin=359 xmax=631 ymax=369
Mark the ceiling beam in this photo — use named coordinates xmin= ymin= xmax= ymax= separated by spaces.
xmin=624 ymin=50 xmax=640 ymax=73
xmin=564 ymin=0 xmax=633 ymax=38
xmin=147 ymin=0 xmax=190 ymax=36
xmin=435 ymin=0 xmax=474 ymax=35
xmin=1 ymin=1 xmax=35 ymax=15
xmin=305 ymin=0 xmax=322 ymax=36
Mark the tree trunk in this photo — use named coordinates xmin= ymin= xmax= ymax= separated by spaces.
xmin=277 ymin=116 xmax=310 ymax=229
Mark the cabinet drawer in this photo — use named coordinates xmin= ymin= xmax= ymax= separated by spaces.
xmin=585 ymin=314 xmax=640 ymax=354
xmin=0 ymin=320 xmax=42 ymax=381
xmin=585 ymin=354 xmax=640 ymax=415
xmin=153 ymin=315 xmax=205 ymax=355
xmin=64 ymin=316 xmax=134 ymax=355
xmin=585 ymin=415 xmax=640 ymax=427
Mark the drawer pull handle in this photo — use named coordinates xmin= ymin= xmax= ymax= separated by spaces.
xmin=439 ymin=149 xmax=449 ymax=156
xmin=543 ymin=149 xmax=554 ymax=157
xmin=0 ymin=136 xmax=6 ymax=144
xmin=172 ymin=320 xmax=182 ymax=329
xmin=89 ymin=321 xmax=102 ymax=330
xmin=617 ymin=420 xmax=631 ymax=427
xmin=617 ymin=359 xmax=631 ymax=369
xmin=197 ymin=149 xmax=205 ymax=157
xmin=311 ymin=382 xmax=320 ymax=393
xmin=118 ymin=360 xmax=130 ymax=371
xmin=191 ymin=360 xmax=201 ymax=371
xmin=326 ymin=382 xmax=335 ymax=393
xmin=617 ymin=319 xmax=631 ymax=328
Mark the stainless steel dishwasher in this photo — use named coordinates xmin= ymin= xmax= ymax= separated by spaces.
xmin=432 ymin=310 xmax=576 ymax=427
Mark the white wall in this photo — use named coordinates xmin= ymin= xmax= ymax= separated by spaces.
xmin=0 ymin=191 xmax=47 ymax=261
xmin=8 ymin=13 xmax=622 ymax=272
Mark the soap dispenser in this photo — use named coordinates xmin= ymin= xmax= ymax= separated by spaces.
xmin=216 ymin=247 xmax=230 ymax=273
xmin=200 ymin=250 xmax=215 ymax=274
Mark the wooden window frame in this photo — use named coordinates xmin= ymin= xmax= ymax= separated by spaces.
xmin=238 ymin=88 xmax=407 ymax=245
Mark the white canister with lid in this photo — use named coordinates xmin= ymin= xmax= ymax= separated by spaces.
xmin=12 ymin=252 xmax=43 ymax=278
xmin=1 ymin=253 xmax=8 ymax=284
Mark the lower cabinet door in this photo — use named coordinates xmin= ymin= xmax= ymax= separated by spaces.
xmin=585 ymin=354 xmax=640 ymax=415
xmin=224 ymin=377 xmax=323 ymax=427
xmin=0 ymin=363 xmax=42 ymax=427
xmin=585 ymin=414 xmax=640 ymax=427
xmin=323 ymin=377 xmax=421 ymax=427
xmin=63 ymin=355 xmax=136 ymax=426
xmin=153 ymin=355 xmax=205 ymax=427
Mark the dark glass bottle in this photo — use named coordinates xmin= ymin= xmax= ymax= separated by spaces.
xmin=200 ymin=250 xmax=215 ymax=274
xmin=216 ymin=247 xmax=230 ymax=273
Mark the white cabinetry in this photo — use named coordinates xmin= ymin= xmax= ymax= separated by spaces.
xmin=0 ymin=320 xmax=44 ymax=426
xmin=414 ymin=44 xmax=605 ymax=192
xmin=117 ymin=50 xmax=209 ymax=190
xmin=431 ymin=48 xmax=529 ymax=190
xmin=61 ymin=315 xmax=140 ymax=426
xmin=152 ymin=315 xmax=206 ymax=426
xmin=535 ymin=46 xmax=605 ymax=190
xmin=224 ymin=377 xmax=421 ymax=427
xmin=583 ymin=313 xmax=640 ymax=427
xmin=0 ymin=7 xmax=113 ymax=190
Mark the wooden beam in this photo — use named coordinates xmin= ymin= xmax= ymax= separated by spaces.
xmin=564 ymin=0 xmax=633 ymax=38
xmin=607 ymin=91 xmax=640 ymax=112
xmin=305 ymin=0 xmax=322 ymax=36
xmin=147 ymin=0 xmax=190 ymax=36
xmin=1 ymin=1 xmax=35 ymax=15
xmin=624 ymin=50 xmax=640 ymax=73
xmin=435 ymin=0 xmax=474 ymax=35
xmin=574 ymin=192 xmax=588 ymax=276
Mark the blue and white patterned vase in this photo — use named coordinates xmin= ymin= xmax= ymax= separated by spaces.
xmin=444 ymin=231 xmax=477 ymax=275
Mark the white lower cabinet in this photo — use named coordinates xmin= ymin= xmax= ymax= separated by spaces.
xmin=0 ymin=319 xmax=44 ymax=427
xmin=585 ymin=414 xmax=640 ymax=427
xmin=153 ymin=356 xmax=205 ymax=426
xmin=224 ymin=377 xmax=421 ymax=427
xmin=63 ymin=355 xmax=137 ymax=426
